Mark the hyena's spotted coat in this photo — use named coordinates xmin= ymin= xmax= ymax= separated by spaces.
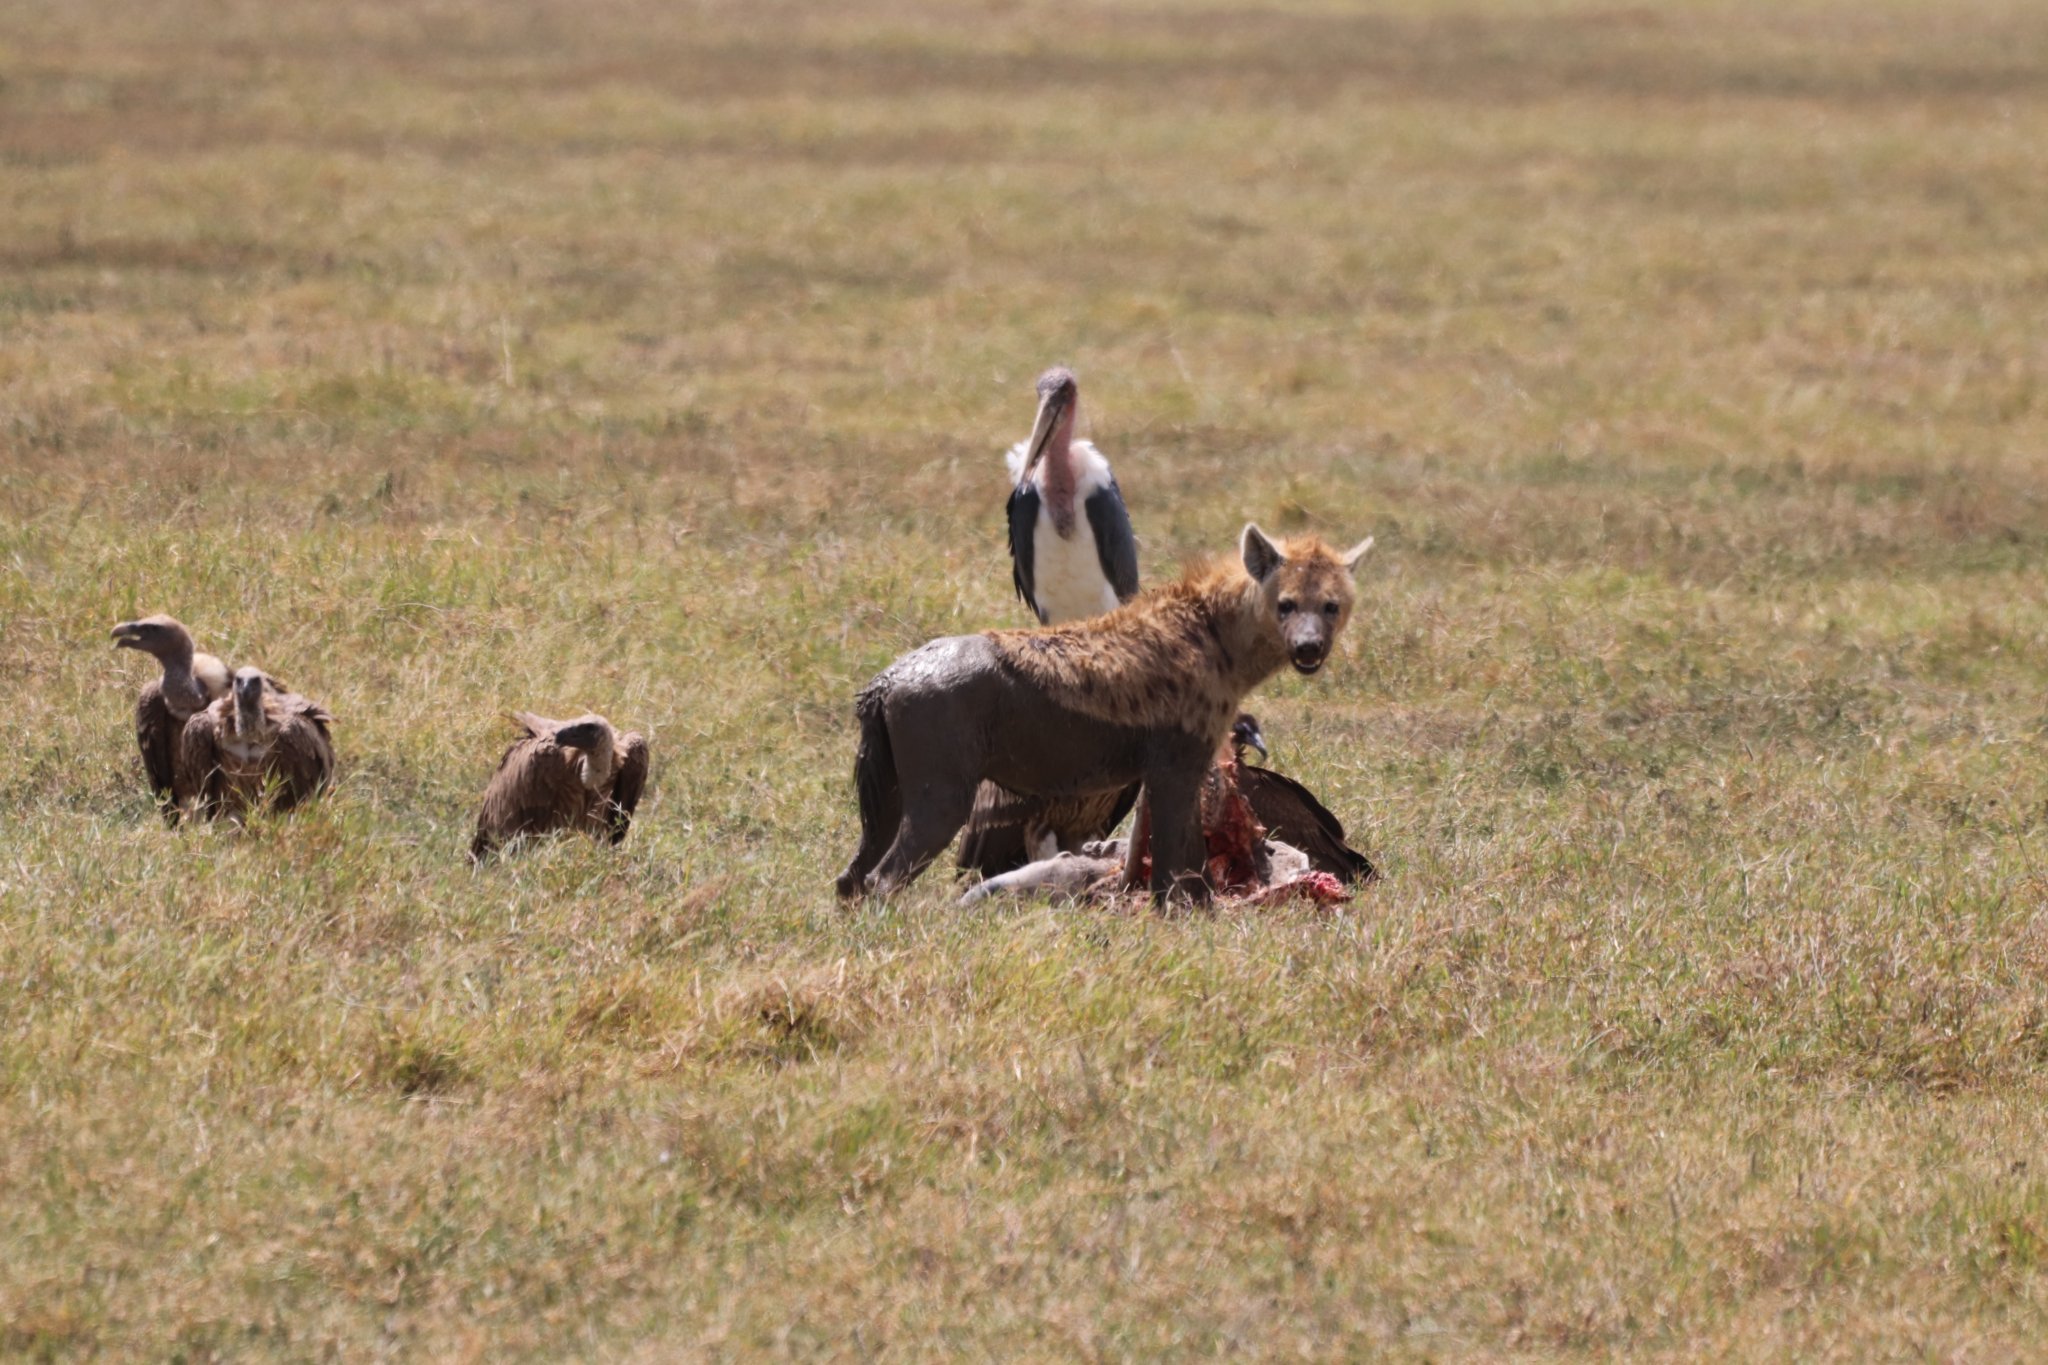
xmin=837 ymin=524 xmax=1373 ymax=903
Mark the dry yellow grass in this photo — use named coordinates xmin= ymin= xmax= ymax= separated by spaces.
xmin=6 ymin=0 xmax=2048 ymax=1356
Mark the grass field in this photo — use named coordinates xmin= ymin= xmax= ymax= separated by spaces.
xmin=7 ymin=0 xmax=2048 ymax=1355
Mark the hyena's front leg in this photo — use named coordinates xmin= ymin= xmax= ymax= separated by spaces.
xmin=1145 ymin=738 xmax=1214 ymax=905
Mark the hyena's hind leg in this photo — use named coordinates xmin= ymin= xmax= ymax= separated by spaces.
xmin=863 ymin=717 xmax=982 ymax=898
xmin=866 ymin=778 xmax=979 ymax=898
xmin=836 ymin=690 xmax=904 ymax=899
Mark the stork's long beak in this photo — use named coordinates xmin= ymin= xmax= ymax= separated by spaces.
xmin=1018 ymin=386 xmax=1072 ymax=484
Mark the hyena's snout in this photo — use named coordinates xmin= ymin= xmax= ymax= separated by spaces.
xmin=1284 ymin=616 xmax=1334 ymax=674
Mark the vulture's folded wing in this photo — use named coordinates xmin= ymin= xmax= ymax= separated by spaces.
xmin=176 ymin=708 xmax=226 ymax=820
xmin=471 ymin=738 xmax=587 ymax=859
xmin=956 ymin=779 xmax=1140 ymax=878
xmin=1237 ymin=764 xmax=1375 ymax=884
xmin=956 ymin=779 xmax=1040 ymax=877
xmin=606 ymin=733 xmax=650 ymax=844
xmin=271 ymin=697 xmax=336 ymax=810
xmin=135 ymin=680 xmax=180 ymax=818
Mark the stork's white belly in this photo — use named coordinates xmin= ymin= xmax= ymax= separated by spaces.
xmin=1033 ymin=514 xmax=1121 ymax=624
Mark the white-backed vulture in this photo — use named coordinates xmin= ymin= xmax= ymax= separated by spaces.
xmin=470 ymin=712 xmax=650 ymax=862
xmin=956 ymin=782 xmax=1141 ymax=877
xmin=177 ymin=667 xmax=336 ymax=821
xmin=1228 ymin=714 xmax=1376 ymax=884
xmin=112 ymin=615 xmax=231 ymax=821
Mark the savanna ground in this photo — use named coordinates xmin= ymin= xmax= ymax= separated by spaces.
xmin=5 ymin=0 xmax=2048 ymax=1356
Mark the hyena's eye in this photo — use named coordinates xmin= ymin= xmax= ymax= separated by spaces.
xmin=1322 ymin=601 xmax=1340 ymax=617
xmin=1276 ymin=598 xmax=1297 ymax=618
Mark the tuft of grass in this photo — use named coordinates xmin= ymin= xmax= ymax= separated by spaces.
xmin=367 ymin=1023 xmax=472 ymax=1098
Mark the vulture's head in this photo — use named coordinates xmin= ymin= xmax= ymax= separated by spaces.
xmin=111 ymin=615 xmax=194 ymax=661
xmin=1019 ymin=365 xmax=1080 ymax=483
xmin=232 ymin=666 xmax=271 ymax=732
xmin=1231 ymin=713 xmax=1269 ymax=764
xmin=552 ymin=714 xmax=619 ymax=789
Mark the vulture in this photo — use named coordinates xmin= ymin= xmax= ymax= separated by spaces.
xmin=1228 ymin=714 xmax=1376 ymax=884
xmin=956 ymin=780 xmax=1141 ymax=881
xmin=112 ymin=614 xmax=231 ymax=820
xmin=177 ymin=666 xmax=335 ymax=821
xmin=470 ymin=712 xmax=650 ymax=862
xmin=957 ymin=365 xmax=1143 ymax=878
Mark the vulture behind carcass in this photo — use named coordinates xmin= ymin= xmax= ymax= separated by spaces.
xmin=956 ymin=780 xmax=1141 ymax=878
xmin=470 ymin=712 xmax=650 ymax=862
xmin=112 ymin=615 xmax=232 ymax=820
xmin=1228 ymin=714 xmax=1376 ymax=884
xmin=178 ymin=666 xmax=336 ymax=821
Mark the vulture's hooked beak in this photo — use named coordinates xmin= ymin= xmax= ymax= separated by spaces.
xmin=1233 ymin=717 xmax=1269 ymax=763
xmin=110 ymin=622 xmax=143 ymax=650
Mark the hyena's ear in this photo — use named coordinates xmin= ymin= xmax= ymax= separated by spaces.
xmin=1339 ymin=536 xmax=1375 ymax=572
xmin=1241 ymin=523 xmax=1284 ymax=584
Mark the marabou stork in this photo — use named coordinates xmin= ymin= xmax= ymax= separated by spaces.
xmin=956 ymin=365 xmax=1142 ymax=877
xmin=1005 ymin=366 xmax=1139 ymax=624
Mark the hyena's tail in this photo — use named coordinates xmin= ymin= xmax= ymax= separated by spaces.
xmin=836 ymin=683 xmax=901 ymax=899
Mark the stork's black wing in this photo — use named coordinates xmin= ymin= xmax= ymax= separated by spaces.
xmin=1238 ymin=763 xmax=1376 ymax=884
xmin=1007 ymin=482 xmax=1045 ymax=622
xmin=1085 ymin=478 xmax=1140 ymax=604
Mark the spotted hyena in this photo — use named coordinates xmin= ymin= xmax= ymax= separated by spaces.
xmin=837 ymin=523 xmax=1373 ymax=903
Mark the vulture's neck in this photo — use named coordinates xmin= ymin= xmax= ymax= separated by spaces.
xmin=158 ymin=647 xmax=208 ymax=718
xmin=579 ymin=743 xmax=617 ymax=791
xmin=234 ymin=695 xmax=277 ymax=744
